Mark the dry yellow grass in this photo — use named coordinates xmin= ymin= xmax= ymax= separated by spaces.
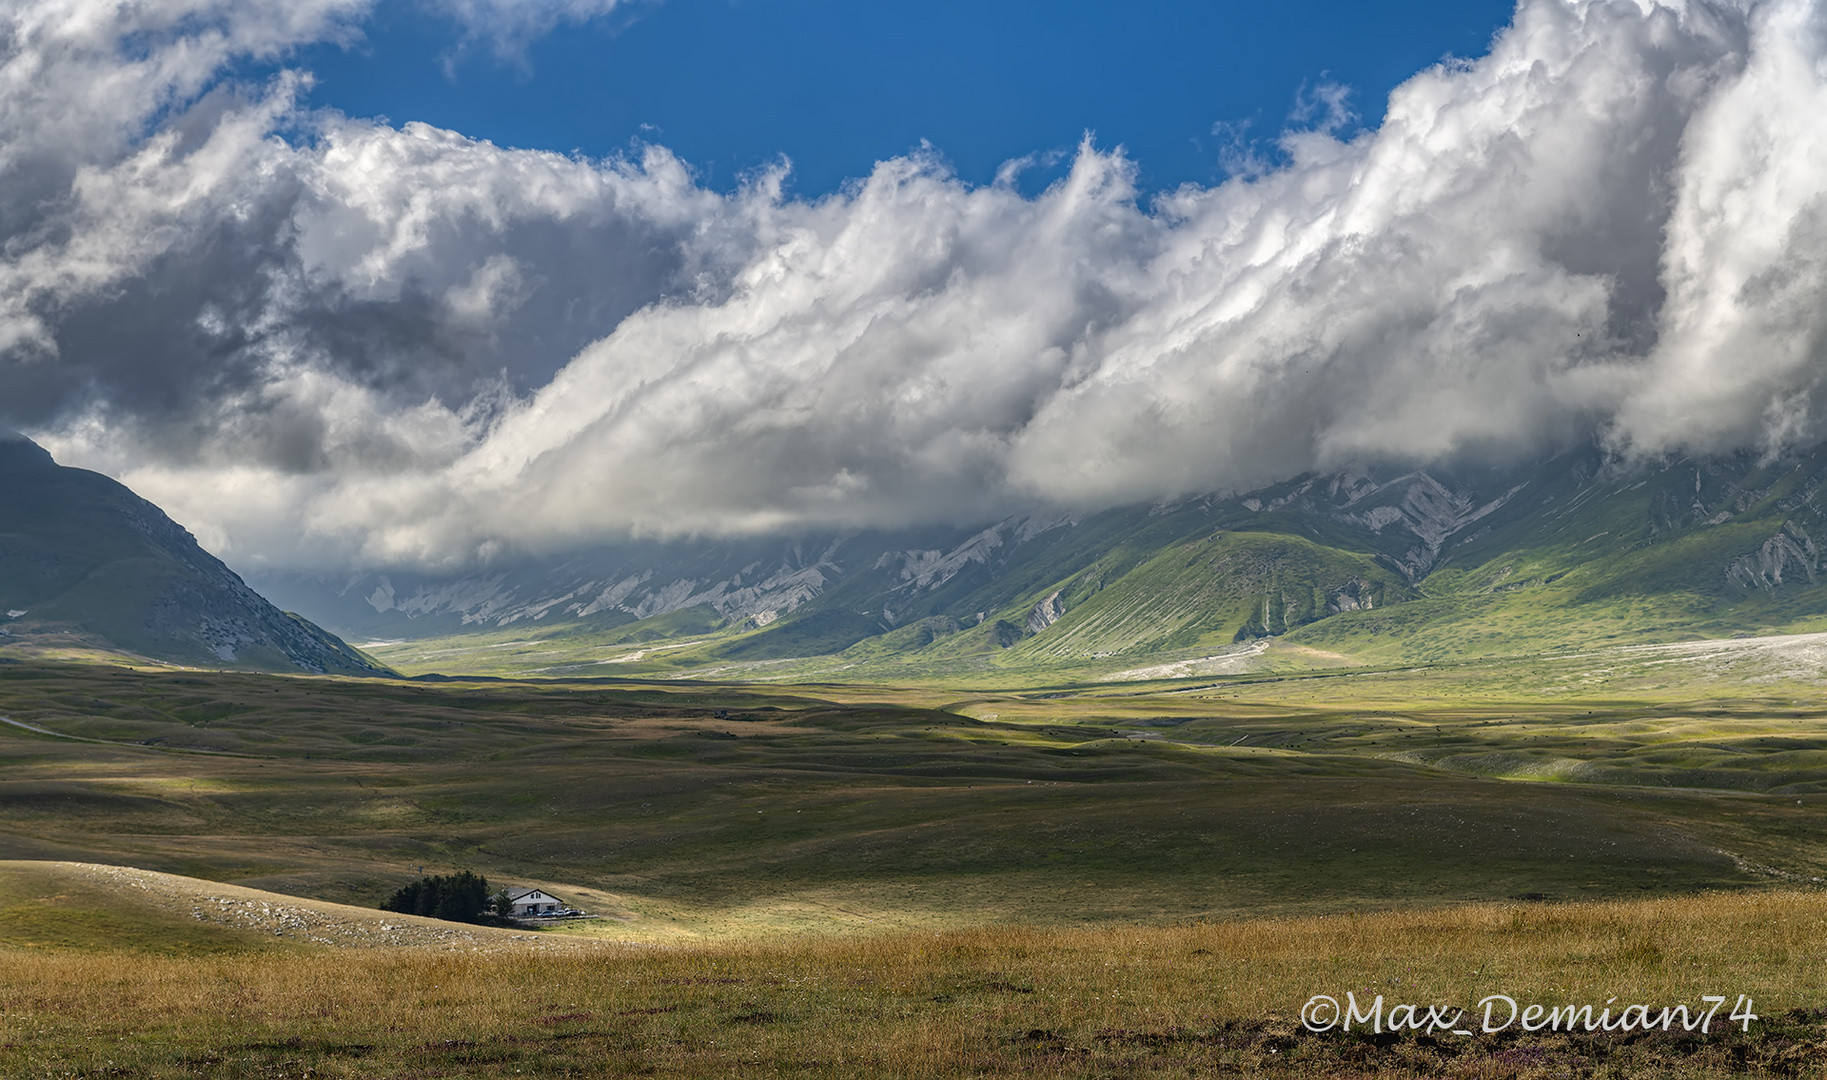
xmin=0 ymin=861 xmax=584 ymax=953
xmin=5 ymin=888 xmax=1827 ymax=1077
xmin=7 ymin=659 xmax=1827 ymax=1074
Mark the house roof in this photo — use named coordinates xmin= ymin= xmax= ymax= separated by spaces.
xmin=506 ymin=887 xmax=560 ymax=901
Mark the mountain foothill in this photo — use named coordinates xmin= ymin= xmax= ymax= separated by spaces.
xmin=0 ymin=435 xmax=389 ymax=676
xmin=9 ymin=429 xmax=1827 ymax=678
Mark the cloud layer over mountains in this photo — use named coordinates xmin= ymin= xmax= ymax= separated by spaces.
xmin=3 ymin=0 xmax=1826 ymax=570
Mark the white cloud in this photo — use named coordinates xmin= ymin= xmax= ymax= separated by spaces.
xmin=432 ymin=0 xmax=639 ymax=62
xmin=1609 ymin=0 xmax=1827 ymax=456
xmin=7 ymin=0 xmax=1827 ymax=571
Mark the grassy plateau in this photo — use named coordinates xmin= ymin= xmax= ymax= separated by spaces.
xmin=3 ymin=651 xmax=1827 ymax=1076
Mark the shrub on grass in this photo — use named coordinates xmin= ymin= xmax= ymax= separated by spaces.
xmin=380 ymin=870 xmax=492 ymax=923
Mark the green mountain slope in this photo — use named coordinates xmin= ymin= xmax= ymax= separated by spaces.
xmin=0 ymin=437 xmax=391 ymax=675
xmin=341 ymin=444 xmax=1827 ymax=682
xmin=1284 ymin=447 xmax=1827 ymax=664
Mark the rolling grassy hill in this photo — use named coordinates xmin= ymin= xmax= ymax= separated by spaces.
xmin=8 ymin=874 xmax=1826 ymax=1078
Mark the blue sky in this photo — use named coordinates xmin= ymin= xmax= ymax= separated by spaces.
xmin=289 ymin=0 xmax=1519 ymax=195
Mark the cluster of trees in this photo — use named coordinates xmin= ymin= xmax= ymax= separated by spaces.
xmin=380 ymin=871 xmax=507 ymax=924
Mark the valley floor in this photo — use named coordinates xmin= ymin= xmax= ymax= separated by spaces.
xmin=2 ymin=869 xmax=1825 ymax=1078
xmin=4 ymin=654 xmax=1827 ymax=1075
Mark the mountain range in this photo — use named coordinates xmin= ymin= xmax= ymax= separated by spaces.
xmin=9 ymin=423 xmax=1825 ymax=681
xmin=248 ymin=442 xmax=1827 ymax=681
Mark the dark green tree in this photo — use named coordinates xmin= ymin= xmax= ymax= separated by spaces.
xmin=380 ymin=870 xmax=492 ymax=923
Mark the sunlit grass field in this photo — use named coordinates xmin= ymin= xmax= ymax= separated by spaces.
xmin=4 ymin=655 xmax=1827 ymax=1075
xmin=4 ymin=889 xmax=1826 ymax=1077
xmin=7 ymin=658 xmax=1827 ymax=931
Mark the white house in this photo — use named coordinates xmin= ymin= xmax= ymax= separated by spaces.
xmin=505 ymin=887 xmax=566 ymax=917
